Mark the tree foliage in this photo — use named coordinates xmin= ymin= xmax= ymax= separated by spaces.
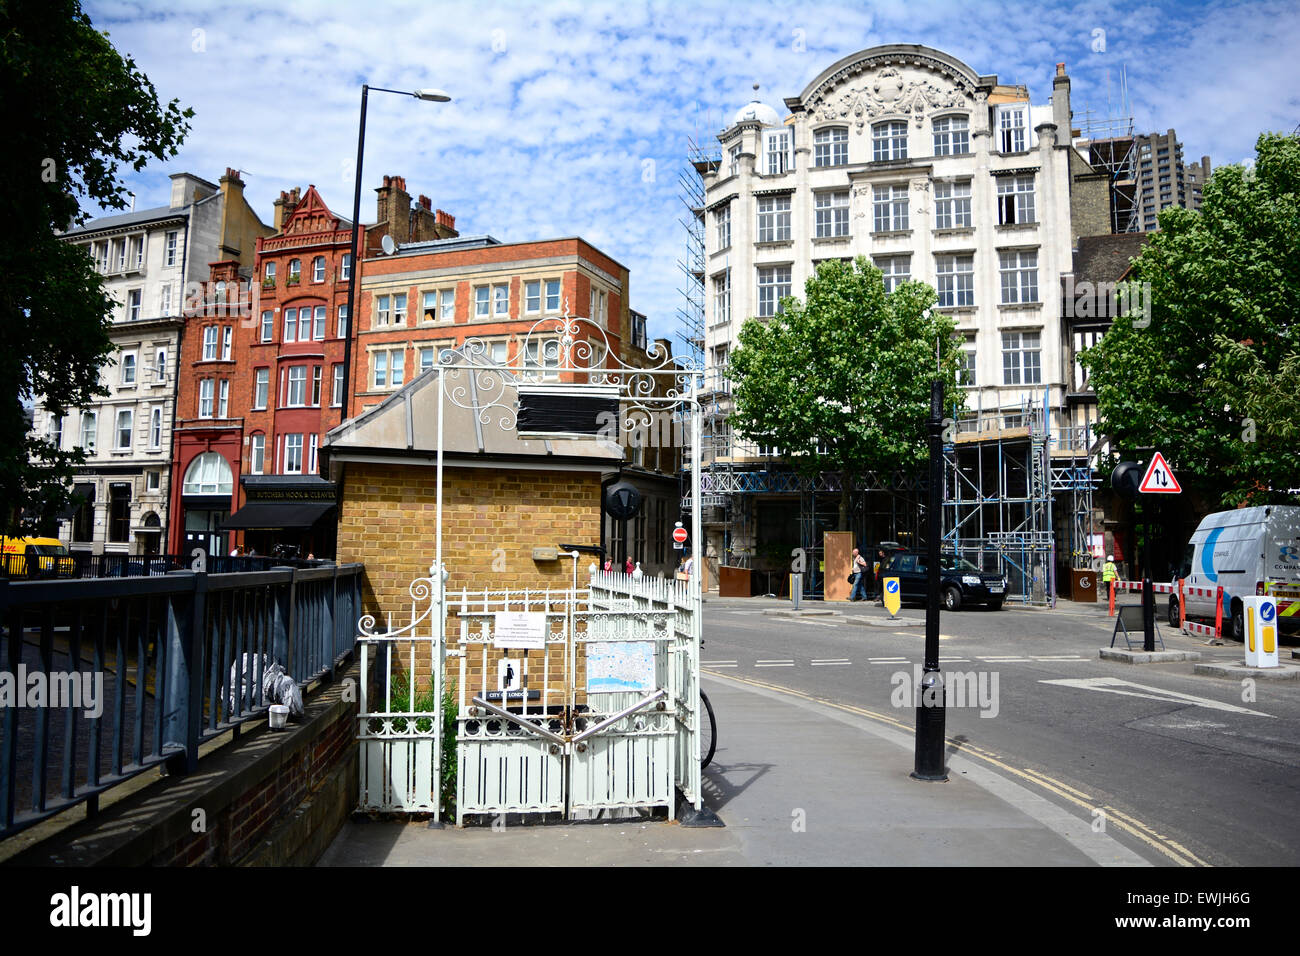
xmin=728 ymin=256 xmax=965 ymax=529
xmin=0 ymin=0 xmax=193 ymax=532
xmin=1080 ymin=132 xmax=1300 ymax=506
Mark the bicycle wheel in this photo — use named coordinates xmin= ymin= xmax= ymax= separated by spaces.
xmin=699 ymin=690 xmax=717 ymax=768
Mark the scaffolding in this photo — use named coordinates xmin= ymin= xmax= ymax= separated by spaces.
xmin=942 ymin=391 xmax=1098 ymax=606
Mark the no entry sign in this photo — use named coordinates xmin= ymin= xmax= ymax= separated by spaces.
xmin=673 ymin=526 xmax=688 ymax=544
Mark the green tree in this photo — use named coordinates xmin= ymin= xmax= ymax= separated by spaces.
xmin=1080 ymin=132 xmax=1300 ymax=506
xmin=0 ymin=0 xmax=193 ymax=533
xmin=728 ymin=256 xmax=965 ymax=530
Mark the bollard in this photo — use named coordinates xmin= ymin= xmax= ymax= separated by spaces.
xmin=1242 ymin=596 xmax=1279 ymax=667
xmin=1108 ymin=580 xmax=1115 ymax=616
xmin=1142 ymin=578 xmax=1155 ymax=652
xmin=791 ymin=573 xmax=802 ymax=610
xmin=1178 ymin=578 xmax=1186 ymax=631
xmin=1215 ymin=586 xmax=1224 ymax=639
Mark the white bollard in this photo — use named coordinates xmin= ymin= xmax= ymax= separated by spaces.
xmin=1241 ymin=596 xmax=1279 ymax=668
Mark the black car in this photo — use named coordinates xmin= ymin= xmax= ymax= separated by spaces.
xmin=883 ymin=550 xmax=1007 ymax=610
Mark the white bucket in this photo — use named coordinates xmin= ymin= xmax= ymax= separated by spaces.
xmin=268 ymin=704 xmax=290 ymax=730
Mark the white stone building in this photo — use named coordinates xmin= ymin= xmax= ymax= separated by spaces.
xmin=702 ymin=44 xmax=1078 ymax=439
xmin=32 ymin=170 xmax=268 ymax=556
xmin=693 ymin=45 xmax=1095 ymax=592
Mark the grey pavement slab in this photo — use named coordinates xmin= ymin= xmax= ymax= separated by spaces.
xmin=318 ymin=670 xmax=1154 ymax=867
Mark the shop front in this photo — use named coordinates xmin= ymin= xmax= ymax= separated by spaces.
xmin=224 ymin=475 xmax=338 ymax=559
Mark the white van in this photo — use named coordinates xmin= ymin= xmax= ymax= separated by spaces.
xmin=1169 ymin=505 xmax=1300 ymax=639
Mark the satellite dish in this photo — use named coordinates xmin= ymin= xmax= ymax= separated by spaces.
xmin=381 ymin=234 xmax=397 ymax=255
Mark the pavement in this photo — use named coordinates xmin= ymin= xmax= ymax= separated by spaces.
xmin=319 ymin=599 xmax=1163 ymax=865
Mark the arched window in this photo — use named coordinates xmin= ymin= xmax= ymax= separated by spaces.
xmin=288 ymin=258 xmax=301 ymax=283
xmin=932 ymin=115 xmax=970 ymax=156
xmin=813 ymin=127 xmax=848 ymax=167
xmin=183 ymin=452 xmax=233 ymax=495
xmin=872 ymin=120 xmax=908 ymax=161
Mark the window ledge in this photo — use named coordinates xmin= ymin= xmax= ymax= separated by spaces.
xmin=999 ymin=302 xmax=1043 ymax=311
xmin=870 ymin=229 xmax=913 ymax=239
xmin=996 ymin=222 xmax=1040 ymax=231
xmin=754 ymin=240 xmax=794 ymax=249
xmin=936 ymin=306 xmax=977 ymax=315
xmin=933 ymin=227 xmax=975 ymax=237
xmin=712 ymin=245 xmax=732 ymax=256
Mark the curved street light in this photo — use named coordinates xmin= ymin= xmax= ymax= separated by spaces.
xmin=340 ymin=84 xmax=451 ymax=422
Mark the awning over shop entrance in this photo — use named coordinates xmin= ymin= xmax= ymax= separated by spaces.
xmin=222 ymin=501 xmax=336 ymax=530
xmin=57 ymin=482 xmax=96 ymax=519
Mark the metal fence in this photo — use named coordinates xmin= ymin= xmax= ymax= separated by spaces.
xmin=0 ymin=563 xmax=362 ymax=840
xmin=0 ymin=552 xmax=335 ymax=581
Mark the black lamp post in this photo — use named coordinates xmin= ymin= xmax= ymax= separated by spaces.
xmin=339 ymin=85 xmax=450 ymax=423
xmin=913 ymin=378 xmax=948 ymax=781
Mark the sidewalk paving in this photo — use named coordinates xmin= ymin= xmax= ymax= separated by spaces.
xmin=318 ymin=672 xmax=1155 ymax=867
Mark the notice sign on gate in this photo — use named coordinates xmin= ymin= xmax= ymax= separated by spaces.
xmin=493 ymin=612 xmax=547 ymax=649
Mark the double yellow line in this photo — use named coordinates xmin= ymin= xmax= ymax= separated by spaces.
xmin=704 ymin=668 xmax=1208 ymax=867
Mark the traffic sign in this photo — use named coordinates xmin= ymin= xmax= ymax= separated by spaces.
xmin=883 ymin=577 xmax=901 ymax=617
xmin=1138 ymin=452 xmax=1181 ymax=494
xmin=672 ymin=526 xmax=688 ymax=544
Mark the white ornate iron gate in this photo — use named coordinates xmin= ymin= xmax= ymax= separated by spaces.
xmin=355 ymin=310 xmax=705 ymax=824
xmin=356 ymin=565 xmax=702 ymax=822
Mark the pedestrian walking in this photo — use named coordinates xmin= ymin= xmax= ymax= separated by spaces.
xmin=849 ymin=547 xmax=870 ymax=601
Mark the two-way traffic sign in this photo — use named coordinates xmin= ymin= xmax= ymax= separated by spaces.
xmin=1139 ymin=451 xmax=1181 ymax=494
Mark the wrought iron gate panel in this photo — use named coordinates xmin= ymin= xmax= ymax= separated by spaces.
xmin=356 ymin=568 xmax=444 ymax=815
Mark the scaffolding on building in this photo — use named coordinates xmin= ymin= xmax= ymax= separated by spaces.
xmin=1074 ymin=63 xmax=1138 ymax=234
xmin=942 ymin=391 xmax=1098 ymax=606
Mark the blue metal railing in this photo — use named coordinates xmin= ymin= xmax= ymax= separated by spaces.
xmin=0 ymin=563 xmax=362 ymax=840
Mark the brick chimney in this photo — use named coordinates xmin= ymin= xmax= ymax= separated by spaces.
xmin=273 ymin=186 xmax=302 ymax=232
xmin=374 ymin=174 xmax=411 ymax=235
xmin=436 ymin=209 xmax=458 ymax=238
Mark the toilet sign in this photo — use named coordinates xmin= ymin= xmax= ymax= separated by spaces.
xmin=1139 ymin=452 xmax=1181 ymax=494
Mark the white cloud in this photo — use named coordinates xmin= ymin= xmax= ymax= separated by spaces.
xmin=83 ymin=0 xmax=1296 ymax=349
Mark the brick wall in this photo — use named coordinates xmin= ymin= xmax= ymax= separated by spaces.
xmin=6 ymin=667 xmax=359 ymax=867
xmin=336 ymin=461 xmax=603 ymax=695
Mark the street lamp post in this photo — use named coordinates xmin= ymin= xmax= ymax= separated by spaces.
xmin=339 ymin=85 xmax=450 ymax=424
xmin=913 ymin=378 xmax=948 ymax=781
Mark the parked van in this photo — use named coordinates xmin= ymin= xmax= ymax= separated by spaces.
xmin=0 ymin=536 xmax=75 ymax=579
xmin=1169 ymin=506 xmax=1300 ymax=640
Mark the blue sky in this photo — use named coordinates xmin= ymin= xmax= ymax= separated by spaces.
xmin=84 ymin=0 xmax=1300 ymax=350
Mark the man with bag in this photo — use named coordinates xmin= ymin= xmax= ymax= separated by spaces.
xmin=849 ymin=547 xmax=870 ymax=601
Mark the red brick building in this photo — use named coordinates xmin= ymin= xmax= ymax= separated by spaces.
xmin=168 ymin=176 xmax=456 ymax=557
xmin=351 ymin=236 xmax=642 ymax=415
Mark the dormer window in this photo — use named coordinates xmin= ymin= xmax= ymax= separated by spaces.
xmin=872 ymin=121 xmax=908 ymax=161
xmin=998 ymin=106 xmax=1027 ymax=153
xmin=764 ymin=129 xmax=790 ymax=175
